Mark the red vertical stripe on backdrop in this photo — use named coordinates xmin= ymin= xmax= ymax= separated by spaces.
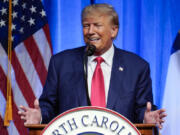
xmin=43 ymin=24 xmax=53 ymax=53
xmin=0 ymin=66 xmax=28 ymax=135
xmin=24 ymin=36 xmax=47 ymax=86
xmin=11 ymin=51 xmax=36 ymax=107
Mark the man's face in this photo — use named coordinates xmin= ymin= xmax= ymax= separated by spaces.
xmin=83 ymin=14 xmax=118 ymax=55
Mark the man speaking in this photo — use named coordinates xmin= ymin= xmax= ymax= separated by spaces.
xmin=18 ymin=3 xmax=166 ymax=128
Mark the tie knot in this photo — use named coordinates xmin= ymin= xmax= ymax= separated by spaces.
xmin=94 ymin=57 xmax=104 ymax=64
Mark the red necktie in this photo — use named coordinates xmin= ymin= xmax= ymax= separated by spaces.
xmin=91 ymin=57 xmax=106 ymax=107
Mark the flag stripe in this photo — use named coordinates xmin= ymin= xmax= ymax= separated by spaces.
xmin=12 ymin=95 xmax=29 ymax=135
xmin=0 ymin=88 xmax=8 ymax=135
xmin=0 ymin=44 xmax=29 ymax=108
xmin=0 ymin=91 xmax=19 ymax=135
xmin=24 ymin=37 xmax=47 ymax=86
xmin=0 ymin=44 xmax=8 ymax=75
xmin=0 ymin=45 xmax=28 ymax=135
xmin=161 ymin=32 xmax=180 ymax=135
xmin=43 ymin=24 xmax=53 ymax=53
xmin=11 ymin=51 xmax=36 ymax=107
xmin=33 ymin=27 xmax=52 ymax=70
xmin=15 ymin=43 xmax=43 ymax=99
xmin=7 ymin=121 xmax=19 ymax=135
xmin=172 ymin=32 xmax=180 ymax=53
xmin=0 ymin=67 xmax=28 ymax=135
xmin=0 ymin=115 xmax=8 ymax=135
xmin=0 ymin=91 xmax=6 ymax=118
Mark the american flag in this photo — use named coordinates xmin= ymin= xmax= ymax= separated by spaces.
xmin=0 ymin=0 xmax=52 ymax=134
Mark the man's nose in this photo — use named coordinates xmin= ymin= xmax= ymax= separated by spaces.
xmin=88 ymin=25 xmax=95 ymax=34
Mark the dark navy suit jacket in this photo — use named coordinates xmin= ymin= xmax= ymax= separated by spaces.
xmin=39 ymin=46 xmax=155 ymax=124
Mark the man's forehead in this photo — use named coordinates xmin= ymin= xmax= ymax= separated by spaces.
xmin=83 ymin=11 xmax=105 ymax=18
xmin=82 ymin=14 xmax=109 ymax=23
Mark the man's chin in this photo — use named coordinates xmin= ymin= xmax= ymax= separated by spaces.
xmin=94 ymin=49 xmax=103 ymax=56
xmin=87 ymin=40 xmax=101 ymax=46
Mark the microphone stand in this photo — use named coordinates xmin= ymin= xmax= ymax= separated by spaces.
xmin=83 ymin=44 xmax=96 ymax=106
xmin=83 ymin=53 xmax=91 ymax=106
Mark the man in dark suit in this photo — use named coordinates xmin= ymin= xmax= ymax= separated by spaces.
xmin=18 ymin=3 xmax=166 ymax=128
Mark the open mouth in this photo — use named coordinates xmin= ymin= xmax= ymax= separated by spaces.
xmin=88 ymin=37 xmax=100 ymax=43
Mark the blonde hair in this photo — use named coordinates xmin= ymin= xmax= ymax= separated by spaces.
xmin=81 ymin=3 xmax=119 ymax=28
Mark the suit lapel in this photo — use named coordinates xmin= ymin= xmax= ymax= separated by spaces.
xmin=74 ymin=48 xmax=90 ymax=106
xmin=107 ymin=47 xmax=125 ymax=110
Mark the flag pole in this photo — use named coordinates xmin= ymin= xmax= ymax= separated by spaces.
xmin=4 ymin=0 xmax=13 ymax=126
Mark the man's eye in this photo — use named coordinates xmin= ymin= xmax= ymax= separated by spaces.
xmin=96 ymin=24 xmax=102 ymax=27
xmin=83 ymin=25 xmax=89 ymax=28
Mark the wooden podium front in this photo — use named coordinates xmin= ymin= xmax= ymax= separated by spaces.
xmin=26 ymin=124 xmax=158 ymax=135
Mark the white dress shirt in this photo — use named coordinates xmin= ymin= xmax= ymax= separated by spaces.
xmin=87 ymin=45 xmax=114 ymax=103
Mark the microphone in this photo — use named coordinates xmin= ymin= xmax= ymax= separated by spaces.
xmin=83 ymin=44 xmax=96 ymax=106
xmin=85 ymin=44 xmax=96 ymax=56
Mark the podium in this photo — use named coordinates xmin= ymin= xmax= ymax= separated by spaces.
xmin=26 ymin=107 xmax=159 ymax=135
xmin=26 ymin=124 xmax=158 ymax=135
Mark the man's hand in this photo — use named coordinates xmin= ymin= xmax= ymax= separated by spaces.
xmin=144 ymin=102 xmax=167 ymax=129
xmin=18 ymin=99 xmax=42 ymax=125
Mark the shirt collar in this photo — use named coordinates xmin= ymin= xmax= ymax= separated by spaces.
xmin=88 ymin=44 xmax=114 ymax=66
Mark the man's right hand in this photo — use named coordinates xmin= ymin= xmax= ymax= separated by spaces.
xmin=18 ymin=99 xmax=42 ymax=125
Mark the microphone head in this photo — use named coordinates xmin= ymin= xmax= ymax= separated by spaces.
xmin=86 ymin=44 xmax=96 ymax=56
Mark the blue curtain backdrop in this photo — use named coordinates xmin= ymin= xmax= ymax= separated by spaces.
xmin=42 ymin=0 xmax=180 ymax=109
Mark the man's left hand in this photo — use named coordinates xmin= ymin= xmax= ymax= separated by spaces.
xmin=144 ymin=102 xmax=167 ymax=129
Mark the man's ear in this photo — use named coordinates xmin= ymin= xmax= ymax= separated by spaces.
xmin=111 ymin=25 xmax=119 ymax=39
